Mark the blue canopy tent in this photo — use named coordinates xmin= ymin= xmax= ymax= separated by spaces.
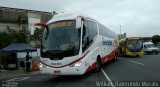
xmin=0 ymin=43 xmax=37 ymax=70
xmin=1 ymin=43 xmax=37 ymax=53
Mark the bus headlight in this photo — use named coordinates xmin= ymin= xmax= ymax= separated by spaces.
xmin=39 ymin=63 xmax=46 ymax=68
xmin=69 ymin=61 xmax=82 ymax=67
xmin=39 ymin=63 xmax=43 ymax=68
xmin=74 ymin=61 xmax=82 ymax=67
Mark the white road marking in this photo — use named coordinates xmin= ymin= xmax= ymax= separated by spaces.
xmin=7 ymin=76 xmax=30 ymax=81
xmin=129 ymin=61 xmax=144 ymax=66
xmin=101 ymin=68 xmax=115 ymax=87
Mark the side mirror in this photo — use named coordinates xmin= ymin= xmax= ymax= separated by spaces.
xmin=76 ymin=17 xmax=82 ymax=29
xmin=29 ymin=23 xmax=48 ymax=35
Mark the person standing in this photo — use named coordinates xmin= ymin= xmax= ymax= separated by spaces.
xmin=26 ymin=52 xmax=32 ymax=72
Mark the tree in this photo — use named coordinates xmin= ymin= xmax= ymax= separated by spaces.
xmin=0 ymin=27 xmax=28 ymax=67
xmin=0 ymin=27 xmax=27 ymax=49
xmin=0 ymin=32 xmax=11 ymax=49
xmin=152 ymin=35 xmax=160 ymax=45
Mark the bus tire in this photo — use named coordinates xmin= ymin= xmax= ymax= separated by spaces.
xmin=95 ymin=57 xmax=101 ymax=72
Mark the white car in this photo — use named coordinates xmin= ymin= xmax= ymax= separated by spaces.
xmin=143 ymin=42 xmax=159 ymax=54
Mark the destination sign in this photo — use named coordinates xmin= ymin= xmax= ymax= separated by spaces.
xmin=49 ymin=21 xmax=74 ymax=29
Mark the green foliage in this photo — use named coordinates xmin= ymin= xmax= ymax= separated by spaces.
xmin=152 ymin=35 xmax=160 ymax=45
xmin=0 ymin=27 xmax=27 ymax=49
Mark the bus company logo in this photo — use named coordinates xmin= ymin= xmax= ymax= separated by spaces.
xmin=102 ymin=40 xmax=112 ymax=46
xmin=51 ymin=62 xmax=62 ymax=66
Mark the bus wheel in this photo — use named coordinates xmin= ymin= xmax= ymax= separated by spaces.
xmin=95 ymin=58 xmax=101 ymax=72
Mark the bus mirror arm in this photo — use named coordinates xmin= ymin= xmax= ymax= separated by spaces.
xmin=45 ymin=26 xmax=49 ymax=40
xmin=30 ymin=22 xmax=47 ymax=36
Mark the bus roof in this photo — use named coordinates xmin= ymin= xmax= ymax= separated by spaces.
xmin=119 ymin=37 xmax=142 ymax=42
xmin=127 ymin=37 xmax=141 ymax=40
xmin=47 ymin=12 xmax=93 ymax=24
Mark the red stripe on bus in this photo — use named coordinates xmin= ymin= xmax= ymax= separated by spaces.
xmin=101 ymin=50 xmax=115 ymax=64
xmin=84 ymin=62 xmax=97 ymax=74
xmin=40 ymin=51 xmax=90 ymax=68
xmin=84 ymin=49 xmax=117 ymax=74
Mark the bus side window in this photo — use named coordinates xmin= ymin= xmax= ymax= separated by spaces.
xmin=82 ymin=20 xmax=98 ymax=53
xmin=82 ymin=24 xmax=89 ymax=52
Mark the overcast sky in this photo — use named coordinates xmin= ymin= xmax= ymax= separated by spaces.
xmin=1 ymin=0 xmax=160 ymax=37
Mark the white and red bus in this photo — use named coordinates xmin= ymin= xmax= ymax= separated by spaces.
xmin=30 ymin=13 xmax=119 ymax=75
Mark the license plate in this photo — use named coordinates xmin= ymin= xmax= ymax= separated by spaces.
xmin=53 ymin=70 xmax=61 ymax=75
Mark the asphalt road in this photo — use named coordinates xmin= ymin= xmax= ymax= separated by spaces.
xmin=1 ymin=54 xmax=160 ymax=87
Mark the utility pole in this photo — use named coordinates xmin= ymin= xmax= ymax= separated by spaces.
xmin=120 ymin=25 xmax=121 ymax=35
xmin=120 ymin=25 xmax=122 ymax=39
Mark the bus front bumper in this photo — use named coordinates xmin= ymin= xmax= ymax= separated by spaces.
xmin=39 ymin=63 xmax=87 ymax=75
xmin=126 ymin=51 xmax=144 ymax=56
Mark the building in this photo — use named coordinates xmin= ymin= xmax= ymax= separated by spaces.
xmin=0 ymin=7 xmax=57 ymax=70
xmin=0 ymin=6 xmax=55 ymax=32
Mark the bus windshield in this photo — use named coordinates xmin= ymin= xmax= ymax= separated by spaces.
xmin=41 ymin=20 xmax=81 ymax=58
xmin=126 ymin=39 xmax=143 ymax=52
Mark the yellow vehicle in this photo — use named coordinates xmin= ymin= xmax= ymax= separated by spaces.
xmin=119 ymin=37 xmax=144 ymax=57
